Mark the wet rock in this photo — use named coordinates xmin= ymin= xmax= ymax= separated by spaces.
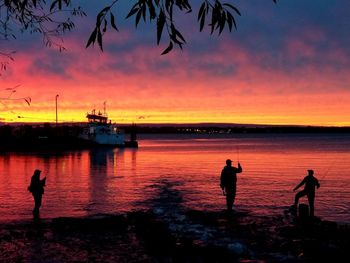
xmin=227 ymin=242 xmax=246 ymax=255
xmin=52 ymin=214 xmax=128 ymax=234
xmin=2 ymin=234 xmax=11 ymax=242
xmin=0 ymin=208 xmax=349 ymax=262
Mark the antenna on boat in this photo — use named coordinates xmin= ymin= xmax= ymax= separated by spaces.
xmin=103 ymin=101 xmax=106 ymax=116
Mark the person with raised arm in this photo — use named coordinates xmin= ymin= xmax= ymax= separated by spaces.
xmin=220 ymin=159 xmax=243 ymax=211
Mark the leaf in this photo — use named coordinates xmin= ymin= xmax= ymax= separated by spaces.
xmin=126 ymin=6 xmax=139 ymax=19
xmin=184 ymin=0 xmax=192 ymax=10
xmin=171 ymin=24 xmax=186 ymax=43
xmin=136 ymin=9 xmax=142 ymax=26
xmin=223 ymin=3 xmax=241 ymax=16
xmin=210 ymin=8 xmax=219 ymax=34
xmin=100 ymin=6 xmax=111 ymax=14
xmin=198 ymin=2 xmax=205 ymax=21
xmin=96 ymin=7 xmax=110 ymax=26
xmin=219 ymin=12 xmax=226 ymax=34
xmin=97 ymin=29 xmax=103 ymax=51
xmin=227 ymin=12 xmax=236 ymax=29
xmin=157 ymin=10 xmax=165 ymax=45
xmin=142 ymin=4 xmax=146 ymax=21
xmin=103 ymin=19 xmax=107 ymax=33
xmin=24 ymin=97 xmax=31 ymax=106
xmin=165 ymin=0 xmax=172 ymax=13
xmin=147 ymin=0 xmax=156 ymax=19
xmin=161 ymin=41 xmax=173 ymax=55
xmin=50 ymin=0 xmax=58 ymax=11
xmin=110 ymin=13 xmax=119 ymax=31
xmin=21 ymin=0 xmax=28 ymax=10
xmin=86 ymin=27 xmax=97 ymax=48
xmin=226 ymin=11 xmax=232 ymax=31
xmin=199 ymin=13 xmax=205 ymax=32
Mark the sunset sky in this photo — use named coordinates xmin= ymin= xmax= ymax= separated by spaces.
xmin=1 ymin=0 xmax=350 ymax=126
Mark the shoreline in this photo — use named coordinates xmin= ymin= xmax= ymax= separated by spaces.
xmin=1 ymin=208 xmax=349 ymax=262
xmin=1 ymin=206 xmax=349 ymax=229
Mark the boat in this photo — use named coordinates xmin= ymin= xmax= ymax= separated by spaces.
xmin=80 ymin=109 xmax=126 ymax=146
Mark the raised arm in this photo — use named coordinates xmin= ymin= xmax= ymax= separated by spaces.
xmin=235 ymin=163 xmax=242 ymax=173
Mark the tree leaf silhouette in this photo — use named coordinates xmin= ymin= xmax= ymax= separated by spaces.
xmin=161 ymin=41 xmax=173 ymax=55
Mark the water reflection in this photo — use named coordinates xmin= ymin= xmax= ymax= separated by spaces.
xmin=1 ymin=134 xmax=350 ymax=223
xmin=87 ymin=149 xmax=111 ymax=212
xmin=85 ymin=148 xmax=141 ymax=215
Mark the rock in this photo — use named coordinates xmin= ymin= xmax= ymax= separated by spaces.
xmin=227 ymin=242 xmax=246 ymax=255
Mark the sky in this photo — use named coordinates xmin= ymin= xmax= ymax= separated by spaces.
xmin=1 ymin=0 xmax=350 ymax=126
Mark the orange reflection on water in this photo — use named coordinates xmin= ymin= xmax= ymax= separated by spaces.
xmin=0 ymin=134 xmax=350 ymax=223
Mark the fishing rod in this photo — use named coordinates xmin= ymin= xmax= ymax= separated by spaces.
xmin=319 ymin=162 xmax=335 ymax=182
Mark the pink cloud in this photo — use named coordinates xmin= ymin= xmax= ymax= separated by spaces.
xmin=1 ymin=24 xmax=350 ymax=126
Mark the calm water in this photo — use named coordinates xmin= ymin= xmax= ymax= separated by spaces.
xmin=1 ymin=133 xmax=350 ymax=223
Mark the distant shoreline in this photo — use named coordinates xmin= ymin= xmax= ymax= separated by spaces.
xmin=2 ymin=121 xmax=350 ymax=128
xmin=128 ymin=125 xmax=350 ymax=134
xmin=1 ymin=123 xmax=349 ymax=152
xmin=1 ymin=122 xmax=350 ymax=134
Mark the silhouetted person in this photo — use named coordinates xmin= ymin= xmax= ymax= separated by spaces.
xmin=28 ymin=169 xmax=46 ymax=216
xmin=220 ymin=159 xmax=242 ymax=211
xmin=293 ymin=169 xmax=320 ymax=217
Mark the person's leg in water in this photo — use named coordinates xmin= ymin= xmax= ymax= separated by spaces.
xmin=226 ymin=194 xmax=233 ymax=211
xmin=33 ymin=194 xmax=42 ymax=215
xmin=294 ymin=189 xmax=307 ymax=207
xmin=292 ymin=189 xmax=307 ymax=215
xmin=307 ymin=193 xmax=315 ymax=217
xmin=225 ymin=186 xmax=236 ymax=211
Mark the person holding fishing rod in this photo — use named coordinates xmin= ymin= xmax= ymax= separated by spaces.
xmin=27 ymin=169 xmax=46 ymax=217
xmin=220 ymin=159 xmax=243 ymax=211
xmin=293 ymin=169 xmax=320 ymax=217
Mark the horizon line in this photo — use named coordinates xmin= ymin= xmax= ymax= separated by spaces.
xmin=1 ymin=121 xmax=350 ymax=128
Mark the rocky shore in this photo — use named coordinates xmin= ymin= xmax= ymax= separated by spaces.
xmin=1 ymin=207 xmax=349 ymax=263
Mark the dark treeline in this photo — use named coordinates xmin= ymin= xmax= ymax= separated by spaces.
xmin=0 ymin=124 xmax=91 ymax=151
xmin=0 ymin=123 xmax=83 ymax=138
xmin=1 ymin=123 xmax=350 ymax=151
xmin=2 ymin=123 xmax=350 ymax=139
xmin=121 ymin=125 xmax=350 ymax=134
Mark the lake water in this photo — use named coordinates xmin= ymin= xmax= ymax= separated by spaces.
xmin=0 ymin=133 xmax=349 ymax=223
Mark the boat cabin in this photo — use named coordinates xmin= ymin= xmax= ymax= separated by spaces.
xmin=86 ymin=109 xmax=111 ymax=125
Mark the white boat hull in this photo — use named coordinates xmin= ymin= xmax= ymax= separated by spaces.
xmin=93 ymin=133 xmax=125 ymax=145
xmin=80 ymin=125 xmax=125 ymax=146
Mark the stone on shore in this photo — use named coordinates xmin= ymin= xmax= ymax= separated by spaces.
xmin=0 ymin=209 xmax=349 ymax=262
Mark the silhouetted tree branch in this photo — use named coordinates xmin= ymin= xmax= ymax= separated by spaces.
xmin=0 ymin=0 xmax=86 ymax=50
xmin=0 ymin=51 xmax=15 ymax=74
xmin=0 ymin=86 xmax=31 ymax=119
xmin=0 ymin=0 xmax=277 ymax=59
xmin=87 ymin=0 xmax=277 ymax=54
